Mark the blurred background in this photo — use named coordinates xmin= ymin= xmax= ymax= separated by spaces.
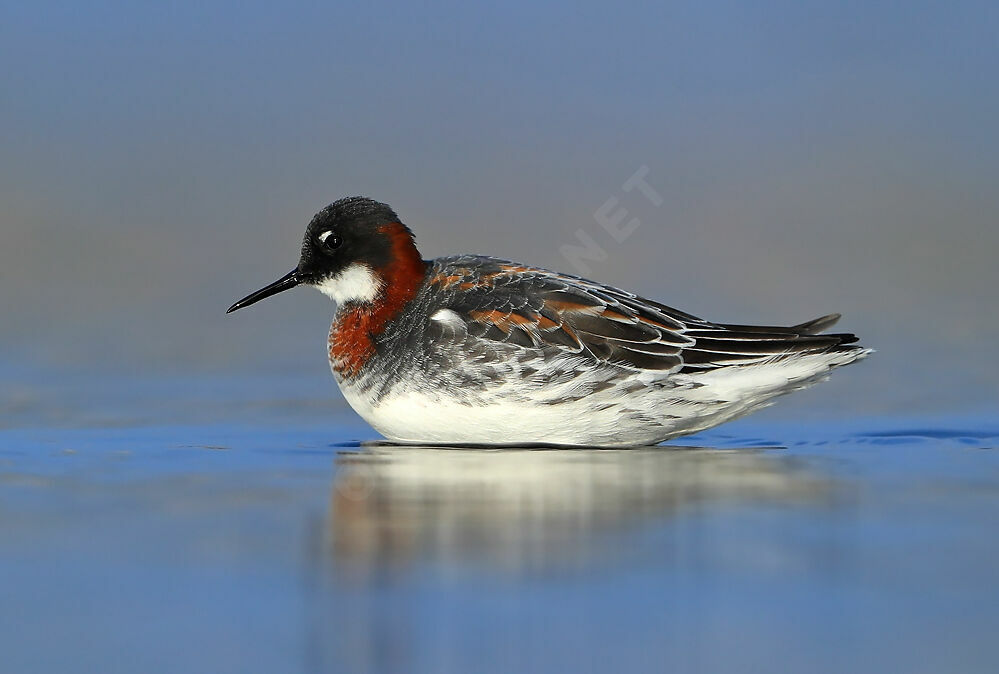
xmin=2 ymin=0 xmax=997 ymax=421
xmin=4 ymin=4 xmax=999 ymax=674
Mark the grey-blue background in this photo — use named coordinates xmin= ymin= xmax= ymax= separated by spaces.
xmin=3 ymin=1 xmax=997 ymax=424
xmin=3 ymin=4 xmax=999 ymax=674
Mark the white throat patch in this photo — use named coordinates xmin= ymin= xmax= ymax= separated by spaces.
xmin=314 ymin=264 xmax=382 ymax=304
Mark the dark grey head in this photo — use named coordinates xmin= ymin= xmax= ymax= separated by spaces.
xmin=226 ymin=197 xmax=418 ymax=313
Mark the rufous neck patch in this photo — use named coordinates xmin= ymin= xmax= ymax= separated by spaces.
xmin=328 ymin=222 xmax=427 ymax=377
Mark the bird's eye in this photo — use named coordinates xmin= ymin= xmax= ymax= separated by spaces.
xmin=318 ymin=231 xmax=342 ymax=251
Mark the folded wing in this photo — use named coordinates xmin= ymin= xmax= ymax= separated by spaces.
xmin=426 ymin=257 xmax=860 ymax=374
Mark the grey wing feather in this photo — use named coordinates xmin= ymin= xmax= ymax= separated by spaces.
xmin=425 ymin=256 xmax=861 ymax=374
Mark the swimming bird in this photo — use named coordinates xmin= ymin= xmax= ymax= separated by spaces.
xmin=227 ymin=197 xmax=869 ymax=446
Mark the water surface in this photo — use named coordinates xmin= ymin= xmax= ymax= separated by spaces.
xmin=2 ymin=389 xmax=997 ymax=673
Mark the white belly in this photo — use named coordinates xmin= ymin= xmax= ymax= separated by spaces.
xmin=334 ymin=348 xmax=870 ymax=447
xmin=338 ymin=384 xmax=656 ymax=446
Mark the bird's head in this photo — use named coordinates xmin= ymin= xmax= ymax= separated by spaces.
xmin=227 ymin=197 xmax=425 ymax=314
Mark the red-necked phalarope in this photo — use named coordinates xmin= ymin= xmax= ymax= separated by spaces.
xmin=227 ymin=196 xmax=869 ymax=446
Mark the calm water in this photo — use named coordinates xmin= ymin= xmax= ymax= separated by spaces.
xmin=1 ymin=374 xmax=997 ymax=673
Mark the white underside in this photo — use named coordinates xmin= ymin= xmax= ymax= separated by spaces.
xmin=335 ymin=349 xmax=871 ymax=447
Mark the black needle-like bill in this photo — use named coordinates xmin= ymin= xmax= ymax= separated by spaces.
xmin=226 ymin=268 xmax=301 ymax=314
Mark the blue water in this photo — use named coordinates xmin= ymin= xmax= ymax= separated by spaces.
xmin=1 ymin=374 xmax=998 ymax=673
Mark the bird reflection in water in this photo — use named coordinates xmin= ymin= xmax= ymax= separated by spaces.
xmin=322 ymin=443 xmax=834 ymax=577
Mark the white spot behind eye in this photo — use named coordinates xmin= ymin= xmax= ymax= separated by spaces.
xmin=318 ymin=230 xmax=333 ymax=244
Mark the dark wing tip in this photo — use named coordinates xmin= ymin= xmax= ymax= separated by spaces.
xmin=792 ymin=313 xmax=842 ymax=334
xmin=827 ymin=332 xmax=860 ymax=345
xmin=717 ymin=313 xmax=846 ymax=337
